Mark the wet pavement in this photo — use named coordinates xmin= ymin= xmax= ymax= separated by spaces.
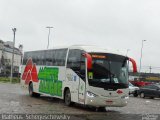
xmin=0 ymin=83 xmax=160 ymax=120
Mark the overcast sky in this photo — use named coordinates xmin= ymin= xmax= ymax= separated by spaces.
xmin=0 ymin=0 xmax=160 ymax=73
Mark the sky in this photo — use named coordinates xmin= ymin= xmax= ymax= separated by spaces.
xmin=0 ymin=0 xmax=160 ymax=73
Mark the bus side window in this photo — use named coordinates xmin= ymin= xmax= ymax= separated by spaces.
xmin=23 ymin=52 xmax=28 ymax=65
xmin=26 ymin=52 xmax=33 ymax=64
xmin=67 ymin=49 xmax=85 ymax=81
xmin=36 ymin=51 xmax=45 ymax=65
xmin=53 ymin=49 xmax=67 ymax=66
xmin=46 ymin=50 xmax=54 ymax=66
xmin=32 ymin=51 xmax=37 ymax=65
xmin=36 ymin=51 xmax=41 ymax=65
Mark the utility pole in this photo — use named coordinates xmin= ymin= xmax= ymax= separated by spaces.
xmin=10 ymin=28 xmax=16 ymax=83
xmin=46 ymin=26 xmax=53 ymax=49
xmin=139 ymin=40 xmax=147 ymax=79
xmin=126 ymin=49 xmax=130 ymax=56
xmin=149 ymin=66 xmax=152 ymax=73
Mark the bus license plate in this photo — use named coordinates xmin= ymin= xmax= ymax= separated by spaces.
xmin=106 ymin=100 xmax=113 ymax=104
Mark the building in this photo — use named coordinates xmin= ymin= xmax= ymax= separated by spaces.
xmin=129 ymin=72 xmax=160 ymax=82
xmin=0 ymin=40 xmax=22 ymax=77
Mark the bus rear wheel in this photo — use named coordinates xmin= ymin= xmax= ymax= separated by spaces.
xmin=64 ymin=89 xmax=73 ymax=106
xmin=29 ymin=82 xmax=40 ymax=97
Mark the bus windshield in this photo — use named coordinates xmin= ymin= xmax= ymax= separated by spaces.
xmin=88 ymin=53 xmax=128 ymax=90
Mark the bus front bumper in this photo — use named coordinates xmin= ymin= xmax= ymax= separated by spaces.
xmin=85 ymin=95 xmax=129 ymax=107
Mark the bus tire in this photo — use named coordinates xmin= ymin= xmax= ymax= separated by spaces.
xmin=97 ymin=107 xmax=106 ymax=112
xmin=64 ymin=89 xmax=73 ymax=106
xmin=29 ymin=82 xmax=40 ymax=97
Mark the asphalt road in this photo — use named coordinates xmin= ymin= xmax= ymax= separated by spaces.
xmin=0 ymin=83 xmax=160 ymax=120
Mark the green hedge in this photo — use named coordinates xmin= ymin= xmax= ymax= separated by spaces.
xmin=0 ymin=77 xmax=20 ymax=83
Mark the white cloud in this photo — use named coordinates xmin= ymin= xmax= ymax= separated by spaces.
xmin=1 ymin=0 xmax=160 ymax=72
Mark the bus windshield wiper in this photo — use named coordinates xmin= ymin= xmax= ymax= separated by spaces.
xmin=93 ymin=79 xmax=103 ymax=87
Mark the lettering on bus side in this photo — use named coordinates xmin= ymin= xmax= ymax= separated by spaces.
xmin=38 ymin=67 xmax=62 ymax=97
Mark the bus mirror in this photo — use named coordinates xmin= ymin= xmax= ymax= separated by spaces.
xmin=82 ymin=53 xmax=92 ymax=70
xmin=128 ymin=57 xmax=137 ymax=73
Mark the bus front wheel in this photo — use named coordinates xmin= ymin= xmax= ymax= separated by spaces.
xmin=64 ymin=89 xmax=73 ymax=106
xmin=94 ymin=107 xmax=106 ymax=112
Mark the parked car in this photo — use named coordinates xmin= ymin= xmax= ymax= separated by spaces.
xmin=129 ymin=82 xmax=139 ymax=97
xmin=137 ymin=84 xmax=160 ymax=99
xmin=130 ymin=80 xmax=152 ymax=87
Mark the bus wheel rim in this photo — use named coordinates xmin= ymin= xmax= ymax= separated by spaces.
xmin=141 ymin=93 xmax=144 ymax=98
xmin=65 ymin=91 xmax=71 ymax=105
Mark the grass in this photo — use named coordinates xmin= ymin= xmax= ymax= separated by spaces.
xmin=0 ymin=77 xmax=20 ymax=83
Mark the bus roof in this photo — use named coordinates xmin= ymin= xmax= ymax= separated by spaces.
xmin=69 ymin=45 xmax=125 ymax=56
xmin=24 ymin=45 xmax=125 ymax=56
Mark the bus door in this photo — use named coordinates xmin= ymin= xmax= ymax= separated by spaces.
xmin=66 ymin=49 xmax=86 ymax=104
xmin=78 ymin=79 xmax=86 ymax=104
xmin=78 ymin=57 xmax=86 ymax=104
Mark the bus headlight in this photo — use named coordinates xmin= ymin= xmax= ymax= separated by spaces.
xmin=121 ymin=95 xmax=129 ymax=99
xmin=86 ymin=91 xmax=98 ymax=98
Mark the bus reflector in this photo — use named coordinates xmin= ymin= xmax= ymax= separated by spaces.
xmin=117 ymin=90 xmax=123 ymax=94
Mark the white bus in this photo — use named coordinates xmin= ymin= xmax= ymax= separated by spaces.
xmin=21 ymin=45 xmax=137 ymax=109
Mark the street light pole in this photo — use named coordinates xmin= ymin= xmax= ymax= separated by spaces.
xmin=46 ymin=26 xmax=53 ymax=49
xmin=126 ymin=49 xmax=130 ymax=56
xmin=139 ymin=40 xmax=146 ymax=77
xmin=10 ymin=28 xmax=16 ymax=83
